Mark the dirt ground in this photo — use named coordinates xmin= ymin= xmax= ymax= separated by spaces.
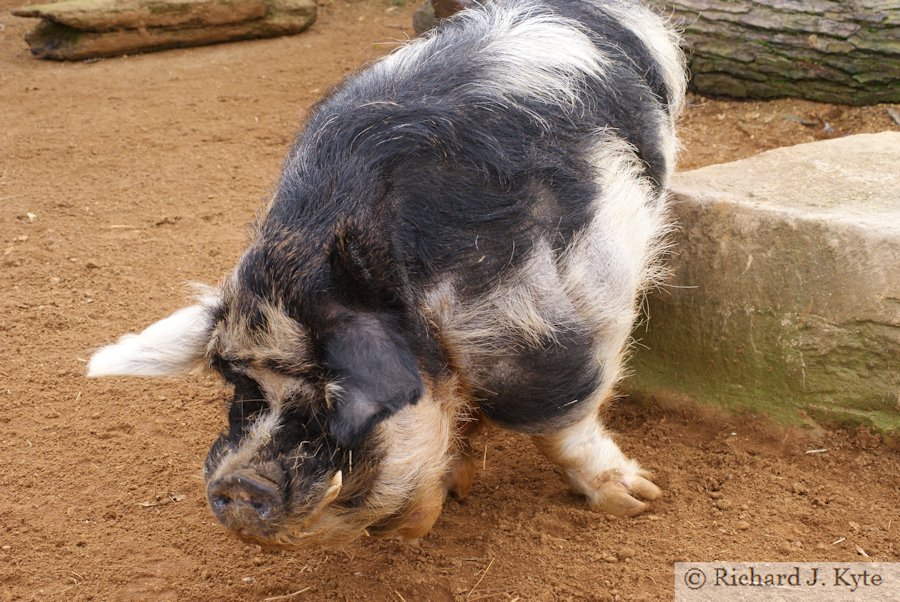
xmin=1 ymin=1 xmax=898 ymax=600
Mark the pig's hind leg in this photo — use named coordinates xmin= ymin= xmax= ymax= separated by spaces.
xmin=532 ymin=399 xmax=661 ymax=516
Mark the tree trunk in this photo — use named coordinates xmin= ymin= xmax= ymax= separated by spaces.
xmin=651 ymin=0 xmax=899 ymax=105
xmin=413 ymin=0 xmax=900 ymax=105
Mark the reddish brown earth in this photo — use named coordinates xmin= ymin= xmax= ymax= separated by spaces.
xmin=1 ymin=1 xmax=898 ymax=600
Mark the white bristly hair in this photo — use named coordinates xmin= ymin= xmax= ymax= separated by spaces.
xmin=600 ymin=0 xmax=687 ymax=119
xmin=86 ymin=303 xmax=215 ymax=377
xmin=374 ymin=0 xmax=611 ymax=113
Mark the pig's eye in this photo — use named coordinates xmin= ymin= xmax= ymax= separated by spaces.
xmin=225 ymin=372 xmax=268 ymax=427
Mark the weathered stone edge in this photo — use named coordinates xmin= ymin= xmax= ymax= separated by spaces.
xmin=625 ymin=141 xmax=900 ymax=438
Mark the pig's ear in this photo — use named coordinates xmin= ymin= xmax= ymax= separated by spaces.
xmin=87 ymin=304 xmax=216 ymax=377
xmin=323 ymin=313 xmax=423 ymax=446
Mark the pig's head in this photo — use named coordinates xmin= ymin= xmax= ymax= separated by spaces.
xmin=87 ymin=245 xmax=458 ymax=548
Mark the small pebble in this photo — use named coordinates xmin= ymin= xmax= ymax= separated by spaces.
xmin=735 ymin=521 xmax=750 ymax=531
xmin=618 ymin=546 xmax=636 ymax=560
xmin=242 ymin=577 xmax=254 ymax=584
xmin=603 ymin=554 xmax=617 ymax=563
xmin=848 ymin=521 xmax=861 ymax=532
xmin=85 ymin=261 xmax=100 ymax=269
xmin=715 ymin=499 xmax=732 ymax=511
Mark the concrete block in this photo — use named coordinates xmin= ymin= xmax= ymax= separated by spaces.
xmin=627 ymin=132 xmax=899 ymax=435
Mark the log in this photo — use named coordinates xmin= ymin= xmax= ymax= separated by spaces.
xmin=412 ymin=0 xmax=900 ymax=105
xmin=413 ymin=0 xmax=474 ymax=35
xmin=650 ymin=0 xmax=900 ymax=105
xmin=12 ymin=0 xmax=267 ymax=31
xmin=12 ymin=0 xmax=317 ymax=60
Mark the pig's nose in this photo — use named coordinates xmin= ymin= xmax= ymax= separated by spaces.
xmin=207 ymin=471 xmax=283 ymax=531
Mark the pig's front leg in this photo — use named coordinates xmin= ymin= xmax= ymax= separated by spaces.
xmin=532 ymin=409 xmax=661 ymax=517
xmin=442 ymin=411 xmax=484 ymax=500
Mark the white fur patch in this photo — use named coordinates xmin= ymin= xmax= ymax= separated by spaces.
xmin=369 ymin=382 xmax=458 ymax=516
xmin=87 ymin=304 xmax=216 ymax=377
xmin=460 ymin=1 xmax=610 ymax=109
xmin=244 ymin=366 xmax=317 ymax=415
xmin=533 ymin=405 xmax=640 ymax=498
xmin=424 ymin=240 xmax=578 ymax=364
xmin=559 ymin=133 xmax=671 ymax=391
xmin=377 ymin=0 xmax=610 ymax=116
xmin=600 ymin=0 xmax=687 ymax=120
xmin=207 ymin=410 xmax=282 ymax=483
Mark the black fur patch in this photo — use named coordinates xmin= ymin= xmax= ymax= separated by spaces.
xmin=477 ymin=327 xmax=602 ymax=430
xmin=323 ymin=312 xmax=424 ymax=446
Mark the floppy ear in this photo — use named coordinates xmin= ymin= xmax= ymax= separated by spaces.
xmin=324 ymin=313 xmax=423 ymax=446
xmin=87 ymin=304 xmax=215 ymax=377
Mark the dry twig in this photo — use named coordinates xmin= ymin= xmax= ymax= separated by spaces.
xmin=467 ymin=556 xmax=495 ymax=599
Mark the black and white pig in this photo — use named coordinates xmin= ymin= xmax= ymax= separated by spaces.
xmin=88 ymin=0 xmax=685 ymax=548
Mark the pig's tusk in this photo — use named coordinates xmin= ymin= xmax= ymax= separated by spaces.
xmin=320 ymin=470 xmax=343 ymax=507
xmin=302 ymin=470 xmax=343 ymax=527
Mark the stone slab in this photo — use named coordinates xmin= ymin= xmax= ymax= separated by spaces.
xmin=626 ymin=132 xmax=900 ymax=436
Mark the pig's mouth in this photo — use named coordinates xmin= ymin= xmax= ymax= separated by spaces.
xmin=206 ymin=469 xmax=349 ymax=548
xmin=229 ymin=525 xmax=318 ymax=550
xmin=226 ymin=512 xmax=371 ymax=550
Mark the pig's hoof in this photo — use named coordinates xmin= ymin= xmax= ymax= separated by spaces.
xmin=591 ymin=469 xmax=661 ymax=517
xmin=443 ymin=455 xmax=476 ymax=500
xmin=396 ymin=507 xmax=441 ymax=540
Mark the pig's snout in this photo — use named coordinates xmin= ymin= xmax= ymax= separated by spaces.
xmin=207 ymin=470 xmax=284 ymax=532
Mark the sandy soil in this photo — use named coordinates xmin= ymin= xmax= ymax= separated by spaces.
xmin=1 ymin=1 xmax=898 ymax=600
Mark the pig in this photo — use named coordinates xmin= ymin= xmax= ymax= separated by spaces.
xmin=87 ymin=0 xmax=685 ymax=548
